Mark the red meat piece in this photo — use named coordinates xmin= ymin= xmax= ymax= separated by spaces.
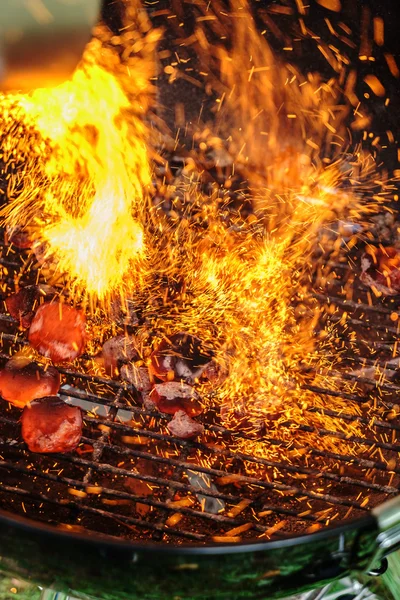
xmin=361 ymin=246 xmax=400 ymax=296
xmin=5 ymin=227 xmax=32 ymax=249
xmin=0 ymin=358 xmax=60 ymax=408
xmin=21 ymin=397 xmax=82 ymax=453
xmin=120 ymin=363 xmax=152 ymax=392
xmin=28 ymin=302 xmax=86 ymax=363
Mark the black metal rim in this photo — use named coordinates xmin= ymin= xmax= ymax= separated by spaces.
xmin=0 ymin=505 xmax=377 ymax=555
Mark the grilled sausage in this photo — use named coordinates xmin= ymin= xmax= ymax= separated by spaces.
xmin=0 ymin=357 xmax=60 ymax=408
xmin=28 ymin=302 xmax=86 ymax=363
xmin=21 ymin=397 xmax=82 ymax=453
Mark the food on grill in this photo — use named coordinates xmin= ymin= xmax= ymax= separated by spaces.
xmin=167 ymin=410 xmax=204 ymax=439
xmin=28 ymin=302 xmax=86 ymax=363
xmin=0 ymin=357 xmax=60 ymax=408
xmin=151 ymin=382 xmax=203 ymax=416
xmin=360 ymin=246 xmax=400 ymax=295
xmin=101 ymin=335 xmax=139 ymax=377
xmin=21 ymin=397 xmax=83 ymax=453
xmin=6 ymin=284 xmax=56 ymax=329
xmin=150 ymin=333 xmax=212 ymax=383
xmin=120 ymin=362 xmax=152 ymax=392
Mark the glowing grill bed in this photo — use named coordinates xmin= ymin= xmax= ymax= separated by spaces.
xmin=0 ymin=240 xmax=399 ymax=547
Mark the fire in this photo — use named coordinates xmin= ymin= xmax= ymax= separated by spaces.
xmin=0 ymin=0 xmax=396 ymax=454
xmin=0 ymin=11 xmax=160 ymax=302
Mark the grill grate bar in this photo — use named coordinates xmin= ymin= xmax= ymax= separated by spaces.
xmin=0 ymin=399 xmax=397 ymax=500
xmin=0 ymin=461 xmax=270 ymax=532
xmin=80 ymin=386 xmax=125 ymax=486
xmin=327 ymin=314 xmax=399 ymax=337
xmin=67 ymin=443 xmax=372 ymax=511
xmin=86 ymin=414 xmax=400 ymax=466
xmin=305 ymin=405 xmax=400 ymax=434
xmin=313 ymin=291 xmax=399 ymax=318
xmin=1 ymin=246 xmax=400 ymax=543
xmin=0 ymin=484 xmax=206 ymax=541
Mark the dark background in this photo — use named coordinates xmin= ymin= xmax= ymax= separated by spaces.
xmin=102 ymin=0 xmax=400 ymax=172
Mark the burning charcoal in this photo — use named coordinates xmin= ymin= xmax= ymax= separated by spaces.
xmin=150 ymin=333 xmax=213 ymax=383
xmin=0 ymin=357 xmax=60 ymax=408
xmin=6 ymin=284 xmax=56 ymax=329
xmin=110 ymin=297 xmax=139 ymax=327
xmin=21 ymin=396 xmax=82 ymax=453
xmin=361 ymin=246 xmax=400 ymax=296
xmin=120 ymin=362 xmax=152 ymax=392
xmin=142 ymin=392 xmax=157 ymax=411
xmin=151 ymin=382 xmax=203 ymax=416
xmin=101 ymin=335 xmax=139 ymax=378
xmin=5 ymin=226 xmax=32 ymax=249
xmin=167 ymin=410 xmax=204 ymax=439
xmin=28 ymin=302 xmax=86 ymax=363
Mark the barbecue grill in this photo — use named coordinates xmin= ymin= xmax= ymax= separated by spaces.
xmin=0 ymin=238 xmax=400 ymax=600
xmin=1 ymin=1 xmax=400 ymax=600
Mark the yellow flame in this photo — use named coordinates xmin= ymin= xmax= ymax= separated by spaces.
xmin=1 ymin=19 xmax=159 ymax=302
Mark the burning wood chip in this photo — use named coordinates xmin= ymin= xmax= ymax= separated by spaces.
xmin=68 ymin=488 xmax=87 ymax=499
xmin=360 ymin=246 xmax=400 ymax=296
xmin=150 ymin=333 xmax=213 ymax=384
xmin=5 ymin=284 xmax=56 ymax=329
xmin=120 ymin=362 xmax=152 ymax=392
xmin=121 ymin=435 xmax=150 ymax=446
xmin=216 ymin=474 xmax=245 ymax=486
xmin=227 ymin=499 xmax=251 ymax=518
xmin=166 ymin=512 xmax=183 ymax=527
xmin=28 ymin=302 xmax=86 ymax=363
xmin=21 ymin=396 xmax=82 ymax=453
xmin=224 ymin=522 xmax=253 ymax=537
xmin=151 ymin=382 xmax=203 ymax=416
xmin=85 ymin=486 xmax=103 ymax=494
xmin=167 ymin=496 xmax=195 ymax=508
xmin=101 ymin=335 xmax=139 ymax=378
xmin=167 ymin=410 xmax=204 ymax=439
xmin=0 ymin=357 xmax=60 ymax=408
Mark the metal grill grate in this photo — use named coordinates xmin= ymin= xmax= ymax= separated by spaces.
xmin=0 ymin=241 xmax=400 ymax=545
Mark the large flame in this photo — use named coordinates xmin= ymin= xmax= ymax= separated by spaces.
xmin=0 ymin=7 xmax=160 ymax=302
